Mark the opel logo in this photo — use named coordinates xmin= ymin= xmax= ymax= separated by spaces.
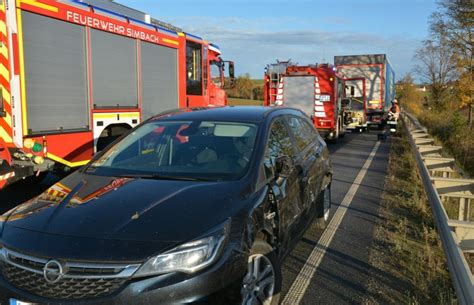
xmin=43 ymin=260 xmax=64 ymax=284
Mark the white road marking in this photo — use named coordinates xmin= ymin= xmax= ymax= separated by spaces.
xmin=282 ymin=141 xmax=381 ymax=305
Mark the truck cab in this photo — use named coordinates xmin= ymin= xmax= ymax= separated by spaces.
xmin=184 ymin=36 xmax=235 ymax=108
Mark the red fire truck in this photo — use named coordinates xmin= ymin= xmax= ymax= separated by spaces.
xmin=264 ymin=61 xmax=347 ymax=140
xmin=0 ymin=0 xmax=235 ymax=189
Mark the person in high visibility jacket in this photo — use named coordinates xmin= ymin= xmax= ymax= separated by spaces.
xmin=388 ymin=99 xmax=400 ymax=120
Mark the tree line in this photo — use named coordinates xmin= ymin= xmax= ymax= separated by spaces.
xmin=411 ymin=0 xmax=473 ymax=128
xmin=225 ymin=74 xmax=264 ymax=101
xmin=402 ymin=0 xmax=473 ymax=175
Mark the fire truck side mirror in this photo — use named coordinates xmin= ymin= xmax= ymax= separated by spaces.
xmin=223 ymin=61 xmax=235 ymax=89
xmin=229 ymin=62 xmax=235 ymax=79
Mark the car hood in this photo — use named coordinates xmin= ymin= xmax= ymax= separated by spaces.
xmin=1 ymin=171 xmax=252 ymax=261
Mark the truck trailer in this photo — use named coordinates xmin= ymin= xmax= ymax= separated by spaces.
xmin=0 ymin=0 xmax=234 ymax=189
xmin=264 ymin=61 xmax=347 ymax=140
xmin=334 ymin=54 xmax=395 ymax=130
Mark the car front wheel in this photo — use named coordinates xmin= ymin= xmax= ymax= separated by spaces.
xmin=241 ymin=240 xmax=281 ymax=305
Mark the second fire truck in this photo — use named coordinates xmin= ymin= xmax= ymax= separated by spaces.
xmin=0 ymin=0 xmax=235 ymax=189
xmin=264 ymin=61 xmax=348 ymax=140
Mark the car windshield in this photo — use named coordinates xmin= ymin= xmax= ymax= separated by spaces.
xmin=87 ymin=120 xmax=259 ymax=181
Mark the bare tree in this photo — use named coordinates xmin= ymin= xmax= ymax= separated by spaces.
xmin=414 ymin=39 xmax=458 ymax=109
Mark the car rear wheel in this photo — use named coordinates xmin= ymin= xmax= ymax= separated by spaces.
xmin=316 ymin=185 xmax=331 ymax=229
xmin=241 ymin=240 xmax=281 ymax=305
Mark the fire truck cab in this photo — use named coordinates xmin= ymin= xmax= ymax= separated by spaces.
xmin=0 ymin=0 xmax=234 ymax=189
xmin=264 ymin=61 xmax=347 ymax=140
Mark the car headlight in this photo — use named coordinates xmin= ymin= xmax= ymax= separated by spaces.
xmin=133 ymin=220 xmax=230 ymax=277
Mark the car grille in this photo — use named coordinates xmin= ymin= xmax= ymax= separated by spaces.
xmin=0 ymin=248 xmax=141 ymax=300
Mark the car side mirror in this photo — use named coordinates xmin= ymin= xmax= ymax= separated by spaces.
xmin=275 ymin=155 xmax=293 ymax=177
xmin=274 ymin=156 xmax=293 ymax=187
xmin=223 ymin=61 xmax=235 ymax=89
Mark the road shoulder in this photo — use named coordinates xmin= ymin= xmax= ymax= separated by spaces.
xmin=364 ymin=131 xmax=455 ymax=304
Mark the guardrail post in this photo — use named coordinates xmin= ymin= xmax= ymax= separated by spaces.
xmin=459 ymin=197 xmax=467 ymax=221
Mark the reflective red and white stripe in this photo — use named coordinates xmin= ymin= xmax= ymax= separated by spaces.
xmin=0 ymin=171 xmax=14 ymax=181
xmin=314 ymin=77 xmax=325 ymax=118
xmin=275 ymin=77 xmax=284 ymax=105
xmin=0 ymin=2 xmax=14 ymax=144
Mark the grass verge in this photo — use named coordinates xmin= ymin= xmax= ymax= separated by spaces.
xmin=365 ymin=125 xmax=456 ymax=304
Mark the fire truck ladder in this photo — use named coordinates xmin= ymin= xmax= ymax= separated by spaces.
xmin=266 ymin=60 xmax=294 ymax=104
xmin=268 ymin=73 xmax=280 ymax=103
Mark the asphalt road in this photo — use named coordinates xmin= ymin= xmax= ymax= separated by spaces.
xmin=0 ymin=129 xmax=391 ymax=305
xmin=281 ymin=130 xmax=391 ymax=304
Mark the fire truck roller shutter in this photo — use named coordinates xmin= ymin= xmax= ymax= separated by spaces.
xmin=140 ymin=41 xmax=178 ymax=120
xmin=91 ymin=29 xmax=138 ymax=108
xmin=282 ymin=76 xmax=315 ymax=118
xmin=22 ymin=11 xmax=89 ymax=133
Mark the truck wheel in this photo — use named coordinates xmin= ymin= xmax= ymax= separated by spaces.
xmin=339 ymin=117 xmax=345 ymax=138
xmin=241 ymin=240 xmax=281 ymax=305
xmin=316 ymin=185 xmax=331 ymax=229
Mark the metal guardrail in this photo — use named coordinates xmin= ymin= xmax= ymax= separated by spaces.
xmin=402 ymin=112 xmax=474 ymax=305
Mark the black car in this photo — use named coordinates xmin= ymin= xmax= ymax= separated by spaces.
xmin=0 ymin=106 xmax=332 ymax=305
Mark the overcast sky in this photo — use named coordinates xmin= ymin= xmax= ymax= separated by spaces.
xmin=120 ymin=0 xmax=438 ymax=80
